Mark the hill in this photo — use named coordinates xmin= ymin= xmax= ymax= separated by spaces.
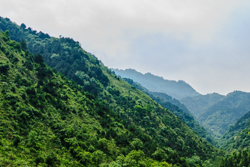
xmin=123 ymin=78 xmax=215 ymax=144
xmin=219 ymin=111 xmax=250 ymax=151
xmin=150 ymin=91 xmax=191 ymax=114
xmin=199 ymin=91 xmax=250 ymax=140
xmin=112 ymin=68 xmax=200 ymax=99
xmin=0 ymin=17 xmax=222 ymax=166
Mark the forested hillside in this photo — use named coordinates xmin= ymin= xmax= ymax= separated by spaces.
xmin=0 ymin=30 xmax=202 ymax=166
xmin=219 ymin=111 xmax=250 ymax=151
xmin=112 ymin=68 xmax=200 ymax=99
xmin=219 ymin=149 xmax=250 ymax=167
xmin=0 ymin=17 xmax=223 ymax=166
xmin=150 ymin=92 xmax=191 ymax=114
xmin=199 ymin=91 xmax=250 ymax=140
xmin=123 ymin=78 xmax=215 ymax=145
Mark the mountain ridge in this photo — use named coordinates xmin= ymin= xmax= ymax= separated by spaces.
xmin=112 ymin=68 xmax=200 ymax=99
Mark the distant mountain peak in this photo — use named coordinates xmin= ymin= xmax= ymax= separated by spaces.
xmin=112 ymin=68 xmax=200 ymax=99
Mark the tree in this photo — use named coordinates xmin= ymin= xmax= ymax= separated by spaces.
xmin=20 ymin=40 xmax=27 ymax=50
xmin=20 ymin=23 xmax=26 ymax=29
xmin=34 ymin=54 xmax=45 ymax=64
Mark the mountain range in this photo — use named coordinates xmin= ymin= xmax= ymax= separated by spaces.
xmin=0 ymin=16 xmax=223 ymax=166
xmin=1 ymin=16 xmax=250 ymax=166
xmin=112 ymin=68 xmax=200 ymax=100
xmin=113 ymin=68 xmax=250 ymax=143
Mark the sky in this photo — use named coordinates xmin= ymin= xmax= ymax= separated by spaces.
xmin=1 ymin=0 xmax=250 ymax=95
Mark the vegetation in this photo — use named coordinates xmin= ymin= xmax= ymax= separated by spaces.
xmin=123 ymin=78 xmax=215 ymax=145
xmin=150 ymin=92 xmax=191 ymax=114
xmin=219 ymin=111 xmax=250 ymax=151
xmin=0 ymin=18 xmax=223 ymax=166
xmin=219 ymin=149 xmax=250 ymax=167
xmin=112 ymin=68 xmax=200 ymax=100
xmin=0 ymin=30 xmax=182 ymax=166
xmin=199 ymin=91 xmax=250 ymax=140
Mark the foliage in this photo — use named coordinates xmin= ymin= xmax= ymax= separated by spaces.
xmin=122 ymin=78 xmax=215 ymax=145
xmin=218 ymin=111 xmax=250 ymax=151
xmin=199 ymin=91 xmax=250 ymax=140
xmin=181 ymin=91 xmax=250 ymax=141
xmin=219 ymin=149 xmax=250 ymax=167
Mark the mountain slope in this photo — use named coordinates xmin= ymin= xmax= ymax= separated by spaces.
xmin=219 ymin=111 xmax=250 ymax=151
xmin=150 ymin=91 xmax=191 ymax=114
xmin=123 ymin=78 xmax=215 ymax=144
xmin=0 ymin=31 xmax=127 ymax=166
xmin=0 ymin=17 xmax=222 ymax=165
xmin=112 ymin=68 xmax=200 ymax=99
xmin=0 ymin=30 xmax=194 ymax=166
xmin=199 ymin=91 xmax=250 ymax=139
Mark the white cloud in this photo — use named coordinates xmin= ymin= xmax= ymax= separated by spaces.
xmin=1 ymin=0 xmax=243 ymax=52
xmin=0 ymin=0 xmax=250 ymax=94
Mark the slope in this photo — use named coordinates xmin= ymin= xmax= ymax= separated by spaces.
xmin=112 ymin=68 xmax=200 ymax=99
xmin=219 ymin=111 xmax=250 ymax=151
xmin=0 ymin=17 xmax=222 ymax=165
xmin=123 ymin=78 xmax=215 ymax=144
xmin=199 ymin=91 xmax=250 ymax=140
xmin=0 ymin=30 xmax=195 ymax=166
xmin=150 ymin=91 xmax=191 ymax=114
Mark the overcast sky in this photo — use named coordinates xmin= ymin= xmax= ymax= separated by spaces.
xmin=1 ymin=0 xmax=250 ymax=95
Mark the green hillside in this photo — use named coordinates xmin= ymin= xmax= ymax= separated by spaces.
xmin=199 ymin=91 xmax=250 ymax=140
xmin=150 ymin=92 xmax=191 ymax=114
xmin=112 ymin=68 xmax=200 ymax=99
xmin=0 ymin=30 xmax=192 ymax=166
xmin=0 ymin=17 xmax=223 ymax=166
xmin=218 ymin=149 xmax=250 ymax=167
xmin=123 ymin=78 xmax=215 ymax=145
xmin=219 ymin=111 xmax=250 ymax=151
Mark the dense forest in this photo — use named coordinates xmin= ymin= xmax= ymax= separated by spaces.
xmin=199 ymin=91 xmax=250 ymax=140
xmin=122 ymin=78 xmax=215 ymax=145
xmin=1 ymin=16 xmax=250 ymax=166
xmin=219 ymin=111 xmax=250 ymax=151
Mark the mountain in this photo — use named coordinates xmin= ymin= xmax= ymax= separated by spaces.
xmin=219 ymin=111 xmax=250 ymax=151
xmin=1 ymin=31 xmax=133 ymax=166
xmin=122 ymin=78 xmax=215 ymax=144
xmin=150 ymin=92 xmax=191 ymax=114
xmin=180 ymin=91 xmax=250 ymax=140
xmin=180 ymin=93 xmax=225 ymax=118
xmin=198 ymin=91 xmax=250 ymax=140
xmin=0 ymin=17 xmax=222 ymax=166
xmin=112 ymin=68 xmax=200 ymax=99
